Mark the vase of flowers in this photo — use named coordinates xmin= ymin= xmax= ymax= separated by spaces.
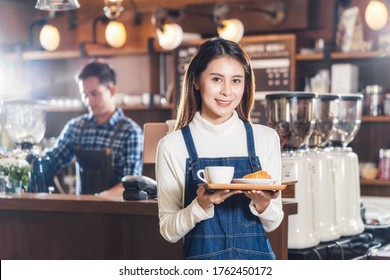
xmin=0 ymin=157 xmax=31 ymax=193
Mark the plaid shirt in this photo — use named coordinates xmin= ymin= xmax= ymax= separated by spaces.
xmin=46 ymin=108 xmax=143 ymax=182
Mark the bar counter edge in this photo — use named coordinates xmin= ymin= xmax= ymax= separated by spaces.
xmin=0 ymin=194 xmax=297 ymax=260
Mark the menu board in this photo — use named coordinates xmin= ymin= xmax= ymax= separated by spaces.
xmin=174 ymin=44 xmax=199 ymax=104
xmin=174 ymin=35 xmax=296 ymax=124
xmin=241 ymin=35 xmax=296 ymax=124
xmin=241 ymin=35 xmax=295 ymax=92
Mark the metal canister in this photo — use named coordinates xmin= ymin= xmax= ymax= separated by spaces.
xmin=364 ymin=85 xmax=383 ymax=116
xmin=378 ymin=149 xmax=390 ymax=180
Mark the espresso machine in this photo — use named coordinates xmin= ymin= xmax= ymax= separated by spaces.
xmin=266 ymin=92 xmax=320 ymax=249
xmin=327 ymin=93 xmax=365 ymax=236
xmin=305 ymin=93 xmax=341 ymax=242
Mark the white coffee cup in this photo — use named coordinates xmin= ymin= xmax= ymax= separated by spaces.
xmin=197 ymin=166 xmax=234 ymax=184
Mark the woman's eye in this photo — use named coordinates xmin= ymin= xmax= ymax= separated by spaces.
xmin=232 ymin=79 xmax=242 ymax=84
xmin=212 ymin=77 xmax=222 ymax=82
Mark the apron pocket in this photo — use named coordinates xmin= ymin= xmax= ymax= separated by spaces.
xmin=235 ymin=196 xmax=257 ymax=227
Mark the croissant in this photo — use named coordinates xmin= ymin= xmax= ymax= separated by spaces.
xmin=243 ymin=170 xmax=272 ymax=179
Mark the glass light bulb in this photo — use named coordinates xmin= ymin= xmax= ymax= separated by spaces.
xmin=39 ymin=24 xmax=60 ymax=51
xmin=217 ymin=18 xmax=244 ymax=43
xmin=156 ymin=23 xmax=183 ymax=50
xmin=103 ymin=0 xmax=124 ymax=20
xmin=35 ymin=0 xmax=80 ymax=11
xmin=105 ymin=21 xmax=127 ymax=48
xmin=365 ymin=0 xmax=389 ymax=30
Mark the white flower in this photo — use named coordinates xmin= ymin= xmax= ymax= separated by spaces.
xmin=0 ymin=156 xmax=31 ymax=190
xmin=0 ymin=157 xmax=29 ymax=168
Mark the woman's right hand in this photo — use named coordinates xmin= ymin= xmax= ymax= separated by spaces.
xmin=196 ymin=185 xmax=242 ymax=210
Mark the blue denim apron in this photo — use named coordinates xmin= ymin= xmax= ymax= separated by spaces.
xmin=181 ymin=122 xmax=275 ymax=260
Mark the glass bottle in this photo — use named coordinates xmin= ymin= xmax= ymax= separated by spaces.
xmin=378 ymin=149 xmax=390 ymax=180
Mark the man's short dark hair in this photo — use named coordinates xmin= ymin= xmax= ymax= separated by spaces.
xmin=76 ymin=61 xmax=116 ymax=85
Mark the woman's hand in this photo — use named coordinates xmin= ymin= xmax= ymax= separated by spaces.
xmin=244 ymin=190 xmax=280 ymax=214
xmin=196 ymin=185 xmax=242 ymax=211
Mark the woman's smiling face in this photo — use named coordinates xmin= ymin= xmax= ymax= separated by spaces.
xmin=196 ymin=56 xmax=245 ymax=124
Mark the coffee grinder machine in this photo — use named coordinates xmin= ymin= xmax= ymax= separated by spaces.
xmin=306 ymin=93 xmax=341 ymax=242
xmin=328 ymin=93 xmax=365 ymax=236
xmin=266 ymin=92 xmax=320 ymax=249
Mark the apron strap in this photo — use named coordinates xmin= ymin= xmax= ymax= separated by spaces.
xmin=77 ymin=119 xmax=88 ymax=151
xmin=181 ymin=125 xmax=200 ymax=178
xmin=181 ymin=122 xmax=262 ymax=176
xmin=243 ymin=121 xmax=262 ymax=172
xmin=106 ymin=119 xmax=126 ymax=155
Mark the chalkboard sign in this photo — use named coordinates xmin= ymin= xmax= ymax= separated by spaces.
xmin=241 ymin=35 xmax=296 ymax=124
xmin=174 ymin=44 xmax=199 ymax=105
xmin=174 ymin=35 xmax=296 ymax=124
xmin=241 ymin=34 xmax=296 ymax=92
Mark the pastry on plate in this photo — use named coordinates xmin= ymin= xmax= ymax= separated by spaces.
xmin=243 ymin=170 xmax=272 ymax=179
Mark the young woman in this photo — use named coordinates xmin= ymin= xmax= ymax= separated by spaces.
xmin=156 ymin=38 xmax=283 ymax=260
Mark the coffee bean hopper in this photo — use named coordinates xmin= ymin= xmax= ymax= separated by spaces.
xmin=306 ymin=93 xmax=341 ymax=242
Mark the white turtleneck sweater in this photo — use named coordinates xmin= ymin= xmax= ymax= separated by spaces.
xmin=156 ymin=111 xmax=284 ymax=243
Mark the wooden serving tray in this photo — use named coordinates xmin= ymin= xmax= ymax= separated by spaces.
xmin=199 ymin=180 xmax=297 ymax=197
xmin=201 ymin=183 xmax=287 ymax=191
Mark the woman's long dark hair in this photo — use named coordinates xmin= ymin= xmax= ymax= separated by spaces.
xmin=174 ymin=37 xmax=256 ymax=130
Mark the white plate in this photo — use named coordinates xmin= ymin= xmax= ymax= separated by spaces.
xmin=231 ymin=178 xmax=277 ymax=185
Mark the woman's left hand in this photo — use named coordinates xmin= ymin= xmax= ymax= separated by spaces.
xmin=244 ymin=190 xmax=280 ymax=214
xmin=196 ymin=185 xmax=242 ymax=210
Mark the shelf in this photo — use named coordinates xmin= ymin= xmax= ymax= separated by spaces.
xmin=120 ymin=104 xmax=174 ymax=111
xmin=360 ymin=179 xmax=390 ymax=196
xmin=23 ymin=50 xmax=81 ymax=60
xmin=4 ymin=50 xmax=81 ymax=61
xmin=360 ymin=179 xmax=390 ymax=187
xmin=361 ymin=115 xmax=390 ymax=122
xmin=44 ymin=104 xmax=174 ymax=113
xmin=85 ymin=46 xmax=147 ymax=57
xmin=331 ymin=51 xmax=390 ymax=60
xmin=296 ymin=53 xmax=324 ymax=61
xmin=296 ymin=51 xmax=390 ymax=61
xmin=3 ymin=47 xmax=148 ymax=61
xmin=45 ymin=106 xmax=85 ymax=113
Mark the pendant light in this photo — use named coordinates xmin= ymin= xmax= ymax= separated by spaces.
xmin=39 ymin=24 xmax=60 ymax=51
xmin=105 ymin=21 xmax=127 ymax=48
xmin=365 ymin=0 xmax=389 ymax=30
xmin=29 ymin=16 xmax=61 ymax=52
xmin=102 ymin=0 xmax=127 ymax=48
xmin=217 ymin=18 xmax=244 ymax=43
xmin=152 ymin=8 xmax=184 ymax=50
xmin=35 ymin=0 xmax=80 ymax=11
xmin=156 ymin=23 xmax=184 ymax=50
xmin=104 ymin=0 xmax=124 ymax=19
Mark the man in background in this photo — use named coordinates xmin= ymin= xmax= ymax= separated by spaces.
xmin=45 ymin=60 xmax=143 ymax=196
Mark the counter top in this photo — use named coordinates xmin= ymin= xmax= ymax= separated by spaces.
xmin=0 ymin=193 xmax=297 ymax=260
xmin=0 ymin=192 xmax=297 ymax=217
xmin=0 ymin=193 xmax=159 ymax=215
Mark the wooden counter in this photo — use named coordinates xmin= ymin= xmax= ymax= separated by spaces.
xmin=0 ymin=193 xmax=297 ymax=260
